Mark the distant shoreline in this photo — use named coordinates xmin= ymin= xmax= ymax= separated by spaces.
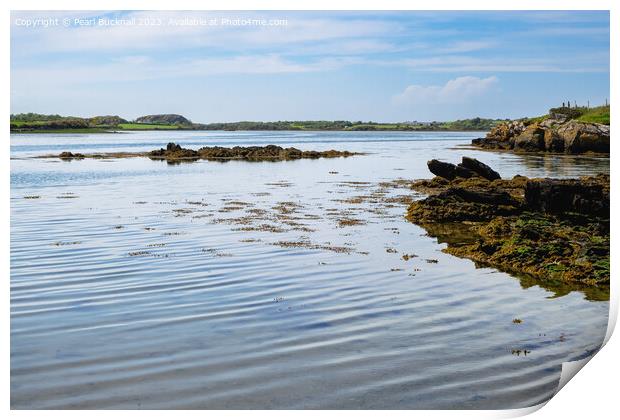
xmin=10 ymin=113 xmax=505 ymax=134
xmin=10 ymin=128 xmax=492 ymax=134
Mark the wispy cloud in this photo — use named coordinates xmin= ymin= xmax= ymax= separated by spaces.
xmin=436 ymin=40 xmax=497 ymax=53
xmin=11 ymin=11 xmax=401 ymax=55
xmin=394 ymin=76 xmax=499 ymax=105
xmin=399 ymin=55 xmax=608 ymax=73
xmin=10 ymin=10 xmax=610 ymax=121
xmin=12 ymin=54 xmax=361 ymax=89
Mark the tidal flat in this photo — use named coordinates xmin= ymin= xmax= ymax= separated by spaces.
xmin=11 ymin=130 xmax=610 ymax=409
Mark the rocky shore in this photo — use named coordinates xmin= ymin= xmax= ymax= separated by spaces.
xmin=407 ymin=157 xmax=609 ymax=292
xmin=52 ymin=143 xmax=360 ymax=162
xmin=471 ymin=107 xmax=609 ymax=154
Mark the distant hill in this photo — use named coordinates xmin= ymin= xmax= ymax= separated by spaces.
xmin=135 ymin=114 xmax=191 ymax=125
xmin=88 ymin=115 xmax=128 ymax=126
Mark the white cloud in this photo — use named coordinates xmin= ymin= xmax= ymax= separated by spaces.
xmin=437 ymin=40 xmax=497 ymax=53
xmin=393 ymin=76 xmax=498 ymax=105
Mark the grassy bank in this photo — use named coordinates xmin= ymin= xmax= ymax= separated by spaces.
xmin=576 ymin=105 xmax=610 ymax=124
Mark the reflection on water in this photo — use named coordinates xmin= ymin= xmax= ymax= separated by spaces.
xmin=511 ymin=153 xmax=609 ymax=177
xmin=11 ymin=131 xmax=610 ymax=409
xmin=419 ymin=222 xmax=610 ymax=302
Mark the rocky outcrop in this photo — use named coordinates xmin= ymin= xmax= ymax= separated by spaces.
xmin=135 ymin=114 xmax=192 ymax=125
xmin=406 ymin=158 xmax=609 ymax=288
xmin=556 ymin=121 xmax=610 ymax=153
xmin=524 ymin=176 xmax=609 ymax=217
xmin=513 ymin=124 xmax=546 ymax=151
xmin=149 ymin=142 xmax=200 ymax=159
xmin=428 ymin=157 xmax=501 ymax=181
xmin=471 ymin=120 xmax=526 ymax=150
xmin=472 ymin=117 xmax=609 ymax=154
xmin=52 ymin=143 xmax=361 ymax=162
xmin=145 ymin=143 xmax=359 ymax=161
xmin=58 ymin=151 xmax=85 ymax=160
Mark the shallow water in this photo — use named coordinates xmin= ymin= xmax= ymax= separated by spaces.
xmin=11 ymin=131 xmax=610 ymax=409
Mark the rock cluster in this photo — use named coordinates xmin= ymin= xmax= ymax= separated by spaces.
xmin=406 ymin=158 xmax=609 ymax=287
xmin=427 ymin=157 xmax=501 ymax=181
xmin=148 ymin=143 xmax=358 ymax=161
xmin=58 ymin=151 xmax=85 ymax=160
xmin=472 ymin=117 xmax=609 ymax=154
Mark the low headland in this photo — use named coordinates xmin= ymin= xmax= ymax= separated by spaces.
xmin=471 ymin=105 xmax=610 ymax=154
xmin=406 ymin=156 xmax=609 ymax=299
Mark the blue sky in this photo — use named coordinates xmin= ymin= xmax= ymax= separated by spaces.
xmin=10 ymin=10 xmax=610 ymax=122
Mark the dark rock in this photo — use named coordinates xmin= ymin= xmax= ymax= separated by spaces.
xmin=149 ymin=143 xmax=199 ymax=159
xmin=407 ymin=171 xmax=610 ymax=289
xmin=460 ymin=157 xmax=501 ymax=180
xmin=408 ymin=186 xmax=522 ymax=222
xmin=428 ymin=160 xmax=459 ymax=180
xmin=447 ymin=187 xmax=519 ymax=207
xmin=58 ymin=151 xmax=85 ymax=160
xmin=454 ymin=165 xmax=476 ymax=178
xmin=148 ymin=143 xmax=358 ymax=161
xmin=525 ymin=176 xmax=609 ymax=217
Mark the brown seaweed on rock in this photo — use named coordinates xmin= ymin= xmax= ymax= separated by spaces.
xmin=49 ymin=143 xmax=361 ymax=162
xmin=406 ymin=157 xmax=609 ymax=295
xmin=149 ymin=143 xmax=359 ymax=162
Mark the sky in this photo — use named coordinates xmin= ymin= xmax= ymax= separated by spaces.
xmin=10 ymin=10 xmax=610 ymax=123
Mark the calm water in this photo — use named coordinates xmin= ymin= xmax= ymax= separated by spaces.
xmin=11 ymin=131 xmax=610 ymax=409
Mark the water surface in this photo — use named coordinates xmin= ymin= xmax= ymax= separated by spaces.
xmin=11 ymin=131 xmax=610 ymax=409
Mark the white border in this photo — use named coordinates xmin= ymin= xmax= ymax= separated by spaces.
xmin=3 ymin=1 xmax=617 ymax=419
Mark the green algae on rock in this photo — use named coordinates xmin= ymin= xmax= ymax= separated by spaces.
xmin=406 ymin=158 xmax=609 ymax=294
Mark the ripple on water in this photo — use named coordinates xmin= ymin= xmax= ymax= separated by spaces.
xmin=11 ymin=131 xmax=609 ymax=409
